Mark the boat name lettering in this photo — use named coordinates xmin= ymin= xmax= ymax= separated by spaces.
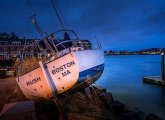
xmin=26 ymin=77 xmax=41 ymax=86
xmin=52 ymin=61 xmax=75 ymax=75
xmin=62 ymin=70 xmax=71 ymax=77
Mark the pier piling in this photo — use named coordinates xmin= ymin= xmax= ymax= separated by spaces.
xmin=143 ymin=53 xmax=165 ymax=86
xmin=161 ymin=53 xmax=164 ymax=81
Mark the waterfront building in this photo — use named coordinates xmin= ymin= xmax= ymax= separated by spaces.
xmin=0 ymin=38 xmax=92 ymax=61
xmin=0 ymin=38 xmax=47 ymax=60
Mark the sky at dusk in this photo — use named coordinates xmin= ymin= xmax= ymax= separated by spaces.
xmin=0 ymin=0 xmax=165 ymax=51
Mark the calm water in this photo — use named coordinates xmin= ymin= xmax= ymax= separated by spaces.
xmin=97 ymin=55 xmax=165 ymax=119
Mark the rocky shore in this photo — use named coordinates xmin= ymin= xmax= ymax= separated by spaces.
xmin=0 ymin=77 xmax=163 ymax=120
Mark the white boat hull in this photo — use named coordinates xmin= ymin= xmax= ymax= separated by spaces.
xmin=16 ymin=49 xmax=104 ymax=99
xmin=16 ymin=67 xmax=53 ymax=99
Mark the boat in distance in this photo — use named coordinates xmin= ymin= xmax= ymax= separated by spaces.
xmin=15 ymin=30 xmax=104 ymax=99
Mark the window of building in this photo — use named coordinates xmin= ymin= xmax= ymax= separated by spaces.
xmin=0 ymin=54 xmax=7 ymax=60
xmin=12 ymin=41 xmax=21 ymax=45
xmin=4 ymin=47 xmax=7 ymax=52
xmin=38 ymin=54 xmax=45 ymax=58
xmin=0 ymin=41 xmax=8 ymax=45
xmin=38 ymin=54 xmax=41 ymax=58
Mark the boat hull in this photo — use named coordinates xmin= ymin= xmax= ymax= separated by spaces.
xmin=71 ymin=49 xmax=104 ymax=90
xmin=16 ymin=67 xmax=53 ymax=99
xmin=16 ymin=49 xmax=104 ymax=99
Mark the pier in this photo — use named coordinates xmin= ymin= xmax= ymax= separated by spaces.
xmin=143 ymin=76 xmax=165 ymax=86
xmin=143 ymin=53 xmax=165 ymax=86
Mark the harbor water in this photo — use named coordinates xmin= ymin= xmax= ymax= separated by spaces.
xmin=97 ymin=55 xmax=165 ymax=119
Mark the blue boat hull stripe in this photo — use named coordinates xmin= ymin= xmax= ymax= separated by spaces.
xmin=77 ymin=63 xmax=104 ymax=84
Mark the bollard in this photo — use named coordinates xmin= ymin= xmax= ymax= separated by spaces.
xmin=161 ymin=53 xmax=164 ymax=81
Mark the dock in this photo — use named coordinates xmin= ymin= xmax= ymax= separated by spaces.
xmin=143 ymin=76 xmax=165 ymax=86
xmin=143 ymin=53 xmax=165 ymax=87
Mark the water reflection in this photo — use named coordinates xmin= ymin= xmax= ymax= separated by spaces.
xmin=160 ymin=87 xmax=165 ymax=110
xmin=97 ymin=55 xmax=165 ymax=119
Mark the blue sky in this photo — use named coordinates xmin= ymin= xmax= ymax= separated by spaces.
xmin=0 ymin=0 xmax=165 ymax=51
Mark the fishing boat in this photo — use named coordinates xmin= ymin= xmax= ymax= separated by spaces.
xmin=15 ymin=1 xmax=104 ymax=100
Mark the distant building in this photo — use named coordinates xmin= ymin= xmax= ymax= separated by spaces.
xmin=104 ymin=48 xmax=165 ymax=55
xmin=0 ymin=38 xmax=92 ymax=61
xmin=0 ymin=38 xmax=46 ymax=60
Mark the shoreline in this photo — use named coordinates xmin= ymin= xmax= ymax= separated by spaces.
xmin=105 ymin=54 xmax=161 ymax=56
xmin=0 ymin=77 xmax=163 ymax=120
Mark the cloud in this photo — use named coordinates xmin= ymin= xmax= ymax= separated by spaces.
xmin=0 ymin=0 xmax=164 ymax=50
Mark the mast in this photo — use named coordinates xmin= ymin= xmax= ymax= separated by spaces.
xmin=50 ymin=0 xmax=66 ymax=31
xmin=30 ymin=15 xmax=45 ymax=38
xmin=30 ymin=15 xmax=55 ymax=53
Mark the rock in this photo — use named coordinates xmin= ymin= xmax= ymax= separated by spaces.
xmin=99 ymin=92 xmax=113 ymax=111
xmin=35 ymin=100 xmax=62 ymax=120
xmin=1 ymin=78 xmax=162 ymax=120
xmin=65 ymin=91 xmax=114 ymax=120
xmin=119 ymin=109 xmax=141 ymax=120
xmin=112 ymin=100 xmax=125 ymax=114
xmin=99 ymin=92 xmax=113 ymax=102
xmin=146 ymin=113 xmax=162 ymax=120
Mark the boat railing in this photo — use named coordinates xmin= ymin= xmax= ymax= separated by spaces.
xmin=48 ymin=30 xmax=79 ymax=40
xmin=14 ymin=30 xmax=93 ymax=76
xmin=40 ymin=30 xmax=92 ymax=58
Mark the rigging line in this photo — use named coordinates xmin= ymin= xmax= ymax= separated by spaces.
xmin=30 ymin=16 xmax=45 ymax=38
xmin=10 ymin=39 xmax=39 ymax=56
xmin=27 ymin=0 xmax=35 ymax=18
xmin=27 ymin=1 xmax=54 ymax=53
xmin=53 ymin=0 xmax=68 ymax=29
xmin=10 ymin=36 xmax=56 ymax=59
xmin=50 ymin=0 xmax=65 ymax=31
xmin=30 ymin=16 xmax=55 ymax=53
xmin=26 ymin=0 xmax=45 ymax=55
xmin=10 ymin=38 xmax=53 ymax=60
